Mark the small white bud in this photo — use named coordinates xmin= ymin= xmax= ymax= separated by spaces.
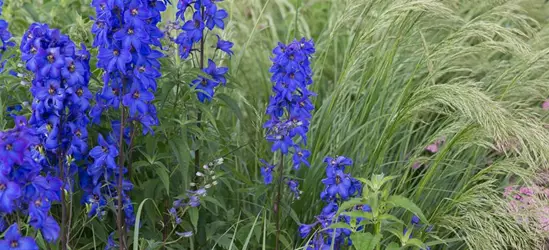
xmin=20 ymin=81 xmax=29 ymax=86
xmin=205 ymin=184 xmax=212 ymax=189
xmin=17 ymin=73 xmax=23 ymax=78
xmin=196 ymin=172 xmax=204 ymax=177
xmin=190 ymin=182 xmax=196 ymax=186
xmin=212 ymin=181 xmax=218 ymax=186
xmin=209 ymin=171 xmax=215 ymax=175
xmin=214 ymin=158 xmax=224 ymax=165
xmin=17 ymin=63 xmax=23 ymax=67
xmin=203 ymin=165 xmax=209 ymax=170
xmin=212 ymin=175 xmax=217 ymax=180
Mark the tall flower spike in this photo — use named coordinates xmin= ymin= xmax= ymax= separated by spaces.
xmin=175 ymin=0 xmax=232 ymax=102
xmin=19 ymin=23 xmax=92 ymax=245
xmin=264 ymin=38 xmax=315 ymax=169
xmin=0 ymin=0 xmax=14 ymax=73
xmin=87 ymin=0 xmax=167 ymax=246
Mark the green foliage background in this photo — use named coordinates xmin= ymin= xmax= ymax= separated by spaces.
xmin=2 ymin=0 xmax=549 ymax=249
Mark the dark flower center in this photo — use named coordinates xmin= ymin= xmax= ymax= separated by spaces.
xmin=357 ymin=205 xmax=363 ymax=210
xmin=335 ymin=176 xmax=341 ymax=184
xmin=297 ymin=151 xmax=303 ymax=157
xmin=299 ymin=101 xmax=305 ymax=107
xmin=331 ymin=160 xmax=336 ymax=165
xmin=75 ymin=130 xmax=82 ymax=138
xmin=47 ymin=54 xmax=55 ymax=63
xmin=138 ymin=66 xmax=145 ymax=73
xmin=76 ymin=88 xmax=84 ymax=97
xmin=131 ymin=8 xmax=138 ymax=16
xmin=127 ymin=28 xmax=134 ymax=35
xmin=194 ymin=20 xmax=201 ymax=28
xmin=102 ymin=146 xmax=108 ymax=153
xmin=46 ymin=123 xmax=53 ymax=132
xmin=97 ymin=22 xmax=104 ymax=28
xmin=0 ymin=183 xmax=6 ymax=190
xmin=5 ymin=144 xmax=12 ymax=151
xmin=113 ymin=50 xmax=120 ymax=56
xmin=35 ymin=199 xmax=42 ymax=206
xmin=30 ymin=47 xmax=37 ymax=54
xmin=100 ymin=3 xmax=106 ymax=10
xmin=133 ymin=91 xmax=140 ymax=99
xmin=289 ymin=54 xmax=294 ymax=60
xmin=200 ymin=79 xmax=207 ymax=86
xmin=290 ymin=73 xmax=295 ymax=79
xmin=93 ymin=194 xmax=100 ymax=201
xmin=69 ymin=63 xmax=76 ymax=73
xmin=10 ymin=241 xmax=18 ymax=248
xmin=48 ymin=86 xmax=55 ymax=95
xmin=113 ymin=88 xmax=119 ymax=95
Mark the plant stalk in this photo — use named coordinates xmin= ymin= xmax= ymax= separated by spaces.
xmin=275 ymin=154 xmax=284 ymax=250
xmin=59 ymin=118 xmax=68 ymax=250
xmin=117 ymin=86 xmax=127 ymax=249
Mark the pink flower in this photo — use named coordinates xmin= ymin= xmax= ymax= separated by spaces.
xmin=425 ymin=137 xmax=446 ymax=153
xmin=542 ymin=99 xmax=549 ymax=110
xmin=519 ymin=187 xmax=534 ymax=196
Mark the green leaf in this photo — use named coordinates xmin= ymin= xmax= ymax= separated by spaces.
xmin=189 ymin=207 xmax=199 ymax=231
xmin=379 ymin=214 xmax=404 ymax=225
xmin=405 ymin=238 xmax=426 ymax=248
xmin=337 ymin=198 xmax=365 ymax=213
xmin=341 ymin=211 xmax=373 ymax=220
xmin=154 ymin=164 xmax=170 ymax=195
xmin=217 ymin=93 xmax=244 ymax=121
xmin=386 ymin=195 xmax=428 ymax=223
xmin=327 ymin=222 xmax=353 ymax=230
xmin=350 ymin=232 xmax=382 ymax=250
xmin=386 ymin=242 xmax=401 ymax=250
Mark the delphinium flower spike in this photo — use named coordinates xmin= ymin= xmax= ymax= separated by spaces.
xmin=0 ymin=0 xmax=13 ymax=73
xmin=20 ymin=23 xmax=92 ymax=248
xmin=0 ymin=117 xmax=62 ymax=248
xmin=87 ymin=0 xmax=167 ymax=248
xmin=262 ymin=38 xmax=315 ymax=249
xmin=299 ymin=155 xmax=364 ymax=249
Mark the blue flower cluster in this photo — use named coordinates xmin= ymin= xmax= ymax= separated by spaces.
xmin=86 ymin=0 xmax=167 ymax=228
xmin=261 ymin=38 xmax=315 ymax=198
xmin=0 ymin=117 xmax=62 ymax=246
xmin=21 ymin=23 xmax=92 ymax=162
xmin=299 ymin=156 xmax=363 ymax=249
xmin=175 ymin=0 xmax=232 ymax=102
xmin=0 ymin=0 xmax=14 ymax=72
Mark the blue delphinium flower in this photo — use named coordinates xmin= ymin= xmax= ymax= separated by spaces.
xmin=0 ymin=0 xmax=14 ymax=73
xmin=0 ymin=223 xmax=39 ymax=250
xmin=18 ymin=23 xmax=92 ymax=243
xmin=260 ymin=159 xmax=275 ymax=185
xmin=0 ymin=117 xmax=62 ymax=242
xmin=300 ymin=155 xmax=365 ymax=249
xmin=86 ymin=0 xmax=167 ymax=231
xmin=265 ymin=39 xmax=315 ymax=168
xmin=175 ymin=0 xmax=232 ymax=102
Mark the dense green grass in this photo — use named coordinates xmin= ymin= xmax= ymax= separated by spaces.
xmin=2 ymin=0 xmax=549 ymax=249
